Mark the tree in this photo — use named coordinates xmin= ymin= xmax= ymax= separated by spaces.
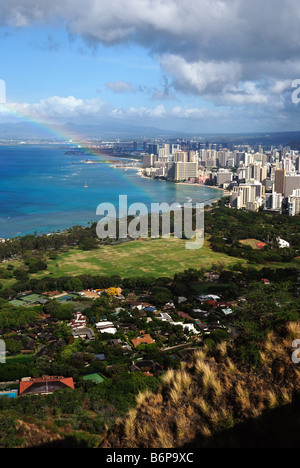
xmin=66 ymin=278 xmax=83 ymax=292
xmin=5 ymin=339 xmax=23 ymax=355
xmin=79 ymin=237 xmax=99 ymax=251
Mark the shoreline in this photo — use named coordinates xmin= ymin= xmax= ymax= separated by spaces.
xmin=1 ymin=151 xmax=224 ymax=239
xmin=112 ymin=164 xmax=225 ymax=193
xmin=110 ymin=165 xmax=225 ymax=210
xmin=95 ymin=152 xmax=224 ymax=194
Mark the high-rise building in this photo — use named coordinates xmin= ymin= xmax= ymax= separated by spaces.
xmin=288 ymin=189 xmax=300 ymax=216
xmin=158 ymin=147 xmax=165 ymax=158
xmin=147 ymin=143 xmax=159 ymax=156
xmin=264 ymin=192 xmax=282 ymax=212
xmin=284 ymin=175 xmax=300 ymax=197
xmin=143 ymin=153 xmax=157 ymax=168
xmin=171 ymin=162 xmax=199 ymax=181
xmin=174 ymin=151 xmax=188 ymax=163
xmin=274 ymin=169 xmax=286 ymax=195
xmin=188 ymin=151 xmax=198 ymax=163
xmin=171 ymin=144 xmax=181 ymax=153
xmin=216 ymin=171 xmax=233 ymax=186
xmin=230 ymin=184 xmax=257 ymax=208
xmin=260 ymin=166 xmax=267 ymax=184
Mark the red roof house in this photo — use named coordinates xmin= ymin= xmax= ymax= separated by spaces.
xmin=19 ymin=375 xmax=74 ymax=396
xmin=131 ymin=332 xmax=155 ymax=349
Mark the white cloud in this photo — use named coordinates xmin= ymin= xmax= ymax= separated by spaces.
xmin=1 ymin=1 xmax=300 ymax=129
xmin=0 ymin=96 xmax=107 ymax=121
xmin=270 ymin=80 xmax=293 ymax=95
xmin=1 ymin=1 xmax=298 ymax=102
xmin=105 ymin=80 xmax=135 ymax=93
xmin=160 ymin=55 xmax=242 ymax=95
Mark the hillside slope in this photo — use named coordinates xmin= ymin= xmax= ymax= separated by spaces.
xmin=102 ymin=322 xmax=300 ymax=448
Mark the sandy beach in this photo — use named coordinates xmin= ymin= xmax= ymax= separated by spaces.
xmin=109 ymin=162 xmax=227 ymax=201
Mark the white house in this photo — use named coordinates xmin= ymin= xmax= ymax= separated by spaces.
xmin=95 ymin=321 xmax=117 ymax=335
xmin=156 ymin=313 xmax=173 ymax=322
xmin=278 ymin=238 xmax=290 ymax=249
xmin=171 ymin=322 xmax=200 ymax=335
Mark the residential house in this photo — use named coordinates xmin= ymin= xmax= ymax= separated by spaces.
xmin=72 ymin=327 xmax=95 ymax=340
xmin=95 ymin=321 xmax=117 ymax=335
xmin=129 ymin=359 xmax=163 ymax=375
xmin=19 ymin=375 xmax=74 ymax=396
xmin=108 ymin=339 xmax=132 ymax=353
xmin=178 ymin=297 xmax=187 ymax=304
xmin=131 ymin=332 xmax=155 ymax=349
xmin=171 ymin=322 xmax=200 ymax=335
xmin=177 ymin=311 xmax=193 ymax=320
xmin=68 ymin=312 xmax=87 ymax=330
xmin=93 ymin=354 xmax=106 ymax=361
xmin=156 ymin=312 xmax=173 ymax=322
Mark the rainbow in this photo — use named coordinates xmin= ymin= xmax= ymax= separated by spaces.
xmin=0 ymin=102 xmax=84 ymax=142
xmin=0 ymin=102 xmax=216 ymax=205
xmin=0 ymin=102 xmax=157 ymax=199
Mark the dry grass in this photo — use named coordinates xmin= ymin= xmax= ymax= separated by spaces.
xmin=262 ymin=331 xmax=287 ymax=362
xmin=217 ymin=342 xmax=227 ymax=357
xmin=286 ymin=321 xmax=300 ymax=341
xmin=156 ymin=428 xmax=174 ymax=448
xmin=136 ymin=389 xmax=153 ymax=407
xmin=235 ymin=383 xmax=251 ymax=411
xmin=176 ymin=413 xmax=190 ymax=442
xmin=124 ymin=409 xmax=137 ymax=445
xmin=266 ymin=390 xmax=278 ymax=409
xmin=280 ymin=389 xmax=292 ymax=405
xmin=103 ymin=322 xmax=300 ymax=449
xmin=199 ymin=424 xmax=212 ymax=437
xmin=161 ymin=368 xmax=175 ymax=387
xmin=194 ymin=349 xmax=207 ymax=361
xmin=226 ymin=358 xmax=237 ymax=374
xmin=170 ymin=387 xmax=181 ymax=406
xmin=193 ymin=396 xmax=210 ymax=415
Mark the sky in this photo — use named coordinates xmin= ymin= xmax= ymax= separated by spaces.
xmin=0 ymin=0 xmax=300 ymax=134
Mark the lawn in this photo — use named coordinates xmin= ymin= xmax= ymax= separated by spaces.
xmin=240 ymin=239 xmax=265 ymax=249
xmin=41 ymin=237 xmax=245 ymax=279
xmin=5 ymin=355 xmax=35 ymax=365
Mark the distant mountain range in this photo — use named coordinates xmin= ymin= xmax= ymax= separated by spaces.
xmin=0 ymin=120 xmax=188 ymax=140
xmin=0 ymin=120 xmax=300 ymax=148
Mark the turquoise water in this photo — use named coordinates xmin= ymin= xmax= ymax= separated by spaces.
xmin=0 ymin=144 xmax=223 ymax=238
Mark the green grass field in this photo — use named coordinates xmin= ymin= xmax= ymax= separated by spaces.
xmin=41 ymin=237 xmax=245 ymax=279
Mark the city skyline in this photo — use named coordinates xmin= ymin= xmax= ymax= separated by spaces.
xmin=0 ymin=0 xmax=300 ymax=133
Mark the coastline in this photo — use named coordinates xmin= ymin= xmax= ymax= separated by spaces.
xmin=0 ymin=147 xmax=225 ymax=239
xmin=110 ymin=164 xmax=225 ymax=210
xmin=94 ymin=152 xmax=224 ymax=194
xmin=113 ymin=164 xmax=225 ymax=193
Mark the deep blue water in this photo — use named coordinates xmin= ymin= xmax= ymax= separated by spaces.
xmin=0 ymin=144 xmax=223 ymax=238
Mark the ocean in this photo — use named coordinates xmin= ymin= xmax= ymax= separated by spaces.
xmin=0 ymin=144 xmax=223 ymax=238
